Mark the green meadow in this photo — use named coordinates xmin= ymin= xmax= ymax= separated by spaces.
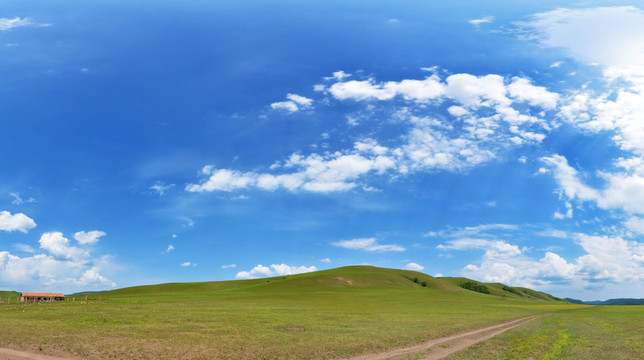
xmin=449 ymin=305 xmax=644 ymax=360
xmin=0 ymin=266 xmax=631 ymax=359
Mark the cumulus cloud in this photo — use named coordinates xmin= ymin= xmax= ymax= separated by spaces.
xmin=0 ymin=232 xmax=115 ymax=292
xmin=0 ymin=211 xmax=36 ymax=233
xmin=73 ymin=230 xmax=106 ymax=245
xmin=521 ymin=7 xmax=644 ymax=222
xmin=435 ymin=222 xmax=644 ymax=299
xmin=163 ymin=244 xmax=175 ymax=254
xmin=333 ymin=237 xmax=405 ymax=252
xmin=180 ymin=261 xmax=196 ymax=267
xmin=186 ymin=147 xmax=396 ymax=193
xmin=271 ymin=93 xmax=314 ymax=113
xmin=328 ymin=74 xmax=444 ymax=102
xmin=221 ymin=263 xmax=236 ymax=269
xmin=521 ymin=6 xmax=644 ymax=71
xmin=404 ymin=262 xmax=424 ymax=271
xmin=188 ymin=70 xmax=559 ymax=194
xmin=235 ymin=263 xmax=317 ymax=279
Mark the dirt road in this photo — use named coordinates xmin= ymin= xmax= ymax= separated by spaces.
xmin=348 ymin=314 xmax=544 ymax=360
xmin=0 ymin=348 xmax=71 ymax=360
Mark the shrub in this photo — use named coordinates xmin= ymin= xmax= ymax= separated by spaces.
xmin=421 ymin=281 xmax=427 ymax=287
xmin=459 ymin=281 xmax=490 ymax=294
xmin=502 ymin=286 xmax=523 ymax=296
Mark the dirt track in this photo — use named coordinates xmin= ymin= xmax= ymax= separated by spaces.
xmin=0 ymin=315 xmax=543 ymax=360
xmin=348 ymin=314 xmax=544 ymax=360
xmin=0 ymin=348 xmax=70 ymax=360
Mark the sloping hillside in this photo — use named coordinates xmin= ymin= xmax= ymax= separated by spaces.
xmin=100 ymin=266 xmax=564 ymax=304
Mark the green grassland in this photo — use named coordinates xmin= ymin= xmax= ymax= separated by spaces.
xmin=0 ymin=266 xmax=600 ymax=359
xmin=448 ymin=305 xmax=644 ymax=360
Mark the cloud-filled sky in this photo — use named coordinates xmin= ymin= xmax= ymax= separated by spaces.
xmin=2 ymin=1 xmax=644 ymax=300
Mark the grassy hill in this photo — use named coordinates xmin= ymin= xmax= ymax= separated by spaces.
xmin=0 ymin=266 xmax=578 ymax=359
xmin=0 ymin=290 xmax=19 ymax=299
xmin=438 ymin=276 xmax=564 ymax=301
xmin=101 ymin=266 xmax=565 ymax=304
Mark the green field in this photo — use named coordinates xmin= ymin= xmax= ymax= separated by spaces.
xmin=448 ymin=305 xmax=644 ymax=360
xmin=0 ymin=266 xmax=630 ymax=359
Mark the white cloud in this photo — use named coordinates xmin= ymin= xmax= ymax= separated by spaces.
xmin=73 ymin=230 xmax=106 ymax=245
xmin=328 ymin=75 xmax=444 ymax=102
xmin=625 ymin=216 xmax=644 ymax=235
xmin=40 ymin=232 xmax=88 ymax=261
xmin=0 ymin=211 xmax=36 ymax=233
xmin=320 ymin=258 xmax=331 ymax=263
xmin=186 ymin=167 xmax=255 ymax=192
xmin=14 ymin=243 xmax=35 ymax=253
xmin=553 ymin=202 xmax=573 ymax=220
xmin=75 ymin=267 xmax=116 ymax=288
xmin=404 ymin=262 xmax=424 ymax=271
xmin=221 ymin=263 xmax=236 ymax=269
xmin=180 ymin=261 xmax=196 ymax=267
xmin=0 ymin=17 xmax=33 ymax=31
xmin=507 ymin=77 xmax=559 ymax=109
xmin=150 ymin=182 xmax=175 ymax=195
xmin=163 ymin=244 xmax=175 ymax=254
xmin=435 ymin=222 xmax=644 ymax=299
xmin=235 ymin=263 xmax=317 ymax=279
xmin=190 ymin=70 xmax=559 ymax=194
xmin=332 ymin=70 xmax=351 ymax=80
xmin=469 ymin=16 xmax=494 ymax=26
xmin=271 ymin=93 xmax=313 ymax=113
xmin=0 ymin=233 xmax=115 ymax=292
xmin=522 ymin=7 xmax=644 ymax=70
xmin=542 ymin=154 xmax=644 ymax=216
xmin=333 ymin=237 xmax=405 ymax=252
xmin=9 ymin=192 xmax=34 ymax=205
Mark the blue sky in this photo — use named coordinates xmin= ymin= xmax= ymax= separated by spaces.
xmin=2 ymin=1 xmax=644 ymax=301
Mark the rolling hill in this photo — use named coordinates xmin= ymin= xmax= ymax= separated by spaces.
xmin=0 ymin=266 xmax=578 ymax=360
xmin=98 ymin=265 xmax=565 ymax=304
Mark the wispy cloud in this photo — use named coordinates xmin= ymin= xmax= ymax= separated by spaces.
xmin=333 ymin=237 xmax=405 ymax=252
xmin=0 ymin=17 xmax=33 ymax=31
xmin=150 ymin=181 xmax=175 ymax=196
xmin=469 ymin=16 xmax=494 ymax=26
xmin=163 ymin=244 xmax=175 ymax=254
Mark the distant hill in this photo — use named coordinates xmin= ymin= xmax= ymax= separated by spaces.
xmin=566 ymin=298 xmax=644 ymax=305
xmin=0 ymin=290 xmax=20 ymax=298
xmin=86 ymin=265 xmax=565 ymax=304
xmin=66 ymin=291 xmax=104 ymax=297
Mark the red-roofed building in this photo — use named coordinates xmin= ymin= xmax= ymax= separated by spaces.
xmin=20 ymin=293 xmax=65 ymax=303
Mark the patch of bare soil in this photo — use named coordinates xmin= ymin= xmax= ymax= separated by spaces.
xmin=0 ymin=348 xmax=71 ymax=360
xmin=347 ymin=315 xmax=545 ymax=360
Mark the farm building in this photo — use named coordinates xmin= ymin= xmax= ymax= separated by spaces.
xmin=20 ymin=292 xmax=65 ymax=303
